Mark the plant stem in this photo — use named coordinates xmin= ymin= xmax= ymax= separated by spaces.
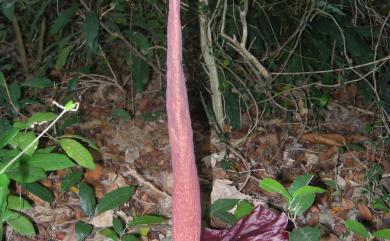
xmin=0 ymin=109 xmax=67 ymax=174
xmin=11 ymin=14 xmax=28 ymax=73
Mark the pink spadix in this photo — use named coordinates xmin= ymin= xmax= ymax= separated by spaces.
xmin=166 ymin=0 xmax=201 ymax=240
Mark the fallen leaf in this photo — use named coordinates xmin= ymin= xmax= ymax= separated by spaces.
xmin=85 ymin=164 xmax=103 ymax=184
xmin=89 ymin=210 xmax=113 ymax=227
xmin=301 ymin=133 xmax=346 ymax=146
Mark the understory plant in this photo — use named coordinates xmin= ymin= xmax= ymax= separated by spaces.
xmin=259 ymin=174 xmax=326 ymax=241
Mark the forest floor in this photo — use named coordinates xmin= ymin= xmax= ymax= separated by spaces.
xmin=8 ymin=75 xmax=390 ymax=241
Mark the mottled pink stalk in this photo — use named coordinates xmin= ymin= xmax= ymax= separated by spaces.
xmin=166 ymin=0 xmax=201 ymax=240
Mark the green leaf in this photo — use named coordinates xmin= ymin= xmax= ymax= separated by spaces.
xmin=61 ymin=171 xmax=83 ymax=192
xmin=23 ymin=182 xmax=54 ymax=203
xmin=126 ymin=31 xmax=150 ymax=56
xmin=373 ymin=229 xmax=390 ymax=239
xmin=210 ymin=199 xmax=240 ymax=216
xmin=75 ymin=221 xmax=93 ymax=241
xmin=7 ymin=195 xmax=32 ymax=210
xmin=131 ymin=54 xmax=150 ymax=92
xmin=111 ymin=109 xmax=131 ymax=121
xmin=83 ymin=11 xmax=99 ymax=53
xmin=26 ymin=153 xmax=75 ymax=171
xmin=59 ymin=138 xmax=95 ymax=169
xmin=60 ymin=135 xmax=100 ymax=151
xmin=128 ymin=215 xmax=165 ymax=226
xmin=289 ymin=226 xmax=321 ymax=241
xmin=99 ymin=228 xmax=119 ymax=241
xmin=36 ymin=146 xmax=56 ymax=154
xmin=210 ymin=199 xmax=240 ymax=226
xmin=7 ymin=165 xmax=46 ymax=183
xmin=288 ymin=174 xmax=313 ymax=195
xmin=345 ymin=220 xmax=370 ymax=238
xmin=6 ymin=210 xmax=36 ymax=236
xmin=122 ymin=234 xmax=139 ymax=241
xmin=49 ymin=5 xmax=78 ymax=36
xmin=0 ymin=127 xmax=19 ymax=149
xmin=10 ymin=131 xmax=37 ymax=156
xmin=259 ymin=178 xmax=292 ymax=201
xmin=55 ymin=45 xmax=73 ymax=70
xmin=21 ymin=77 xmax=53 ymax=89
xmin=112 ymin=216 xmax=124 ymax=234
xmin=79 ymin=183 xmax=96 ymax=216
xmin=293 ymin=186 xmax=326 ymax=197
xmin=0 ymin=174 xmax=10 ymax=213
xmin=27 ymin=112 xmax=57 ymax=128
xmin=64 ymin=100 xmax=77 ymax=111
xmin=96 ymin=186 xmax=134 ymax=213
xmin=289 ymin=193 xmax=315 ymax=216
xmin=1 ymin=0 xmax=15 ymax=21
xmin=234 ymin=200 xmax=253 ymax=220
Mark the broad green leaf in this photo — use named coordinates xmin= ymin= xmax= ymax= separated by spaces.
xmin=234 ymin=200 xmax=253 ymax=220
xmin=64 ymin=100 xmax=77 ymax=111
xmin=259 ymin=178 xmax=292 ymax=201
xmin=100 ymin=228 xmax=119 ymax=241
xmin=60 ymin=135 xmax=100 ymax=151
xmin=0 ymin=174 xmax=10 ymax=213
xmin=59 ymin=138 xmax=95 ymax=169
xmin=131 ymin=54 xmax=150 ymax=92
xmin=128 ymin=215 xmax=165 ymax=226
xmin=345 ymin=220 xmax=370 ymax=238
xmin=61 ymin=171 xmax=83 ymax=192
xmin=111 ymin=109 xmax=131 ymax=121
xmin=293 ymin=186 xmax=326 ymax=197
xmin=0 ymin=149 xmax=19 ymax=162
xmin=210 ymin=199 xmax=240 ymax=226
xmin=21 ymin=77 xmax=53 ymax=89
xmin=55 ymin=45 xmax=72 ymax=70
xmin=96 ymin=186 xmax=134 ymax=213
xmin=10 ymin=132 xmax=37 ymax=156
xmin=27 ymin=112 xmax=57 ymax=128
xmin=122 ymin=234 xmax=138 ymax=241
xmin=35 ymin=146 xmax=56 ymax=154
xmin=23 ymin=182 xmax=54 ymax=203
xmin=373 ymin=229 xmax=390 ymax=239
xmin=26 ymin=153 xmax=75 ymax=171
xmin=1 ymin=0 xmax=15 ymax=21
xmin=7 ymin=195 xmax=32 ymax=210
xmin=83 ymin=11 xmax=99 ymax=53
xmin=7 ymin=165 xmax=46 ymax=183
xmin=79 ymin=183 xmax=96 ymax=216
xmin=112 ymin=216 xmax=124 ymax=234
xmin=49 ymin=5 xmax=78 ymax=36
xmin=288 ymin=174 xmax=313 ymax=195
xmin=289 ymin=193 xmax=315 ymax=216
xmin=6 ymin=211 xmax=36 ymax=236
xmin=289 ymin=226 xmax=321 ymax=241
xmin=75 ymin=221 xmax=93 ymax=241
xmin=126 ymin=31 xmax=150 ymax=56
xmin=0 ymin=128 xmax=19 ymax=149
xmin=210 ymin=199 xmax=240 ymax=216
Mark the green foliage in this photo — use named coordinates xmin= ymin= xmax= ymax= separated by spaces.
xmin=75 ymin=221 xmax=93 ymax=241
xmin=61 ymin=171 xmax=83 ymax=192
xmin=127 ymin=215 xmax=165 ymax=226
xmin=210 ymin=199 xmax=253 ymax=226
xmin=259 ymin=175 xmax=325 ymax=217
xmin=96 ymin=186 xmax=134 ymax=213
xmin=59 ymin=138 xmax=95 ymax=169
xmin=79 ymin=183 xmax=96 ymax=216
xmin=289 ymin=226 xmax=321 ymax=241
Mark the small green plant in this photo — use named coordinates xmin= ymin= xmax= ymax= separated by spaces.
xmin=345 ymin=220 xmax=390 ymax=240
xmin=92 ymin=214 xmax=165 ymax=241
xmin=259 ymin=174 xmax=326 ymax=241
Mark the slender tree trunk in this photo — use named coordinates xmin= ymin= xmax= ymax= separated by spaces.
xmin=11 ymin=14 xmax=28 ymax=73
xmin=199 ymin=0 xmax=224 ymax=128
xmin=166 ymin=0 xmax=201 ymax=240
